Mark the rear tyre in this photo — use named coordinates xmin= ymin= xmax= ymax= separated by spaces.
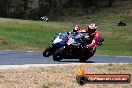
xmin=53 ymin=47 xmax=64 ymax=61
xmin=43 ymin=47 xmax=52 ymax=57
xmin=79 ymin=57 xmax=86 ymax=62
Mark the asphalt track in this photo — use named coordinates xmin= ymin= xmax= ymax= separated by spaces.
xmin=0 ymin=50 xmax=132 ymax=65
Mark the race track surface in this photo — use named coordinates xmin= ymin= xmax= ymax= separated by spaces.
xmin=0 ymin=51 xmax=132 ymax=65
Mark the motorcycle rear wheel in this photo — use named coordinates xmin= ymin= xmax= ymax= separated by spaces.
xmin=79 ymin=57 xmax=87 ymax=62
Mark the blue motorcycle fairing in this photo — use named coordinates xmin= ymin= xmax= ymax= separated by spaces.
xmin=52 ymin=32 xmax=68 ymax=47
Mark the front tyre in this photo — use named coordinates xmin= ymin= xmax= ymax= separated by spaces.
xmin=43 ymin=47 xmax=52 ymax=57
xmin=53 ymin=47 xmax=64 ymax=61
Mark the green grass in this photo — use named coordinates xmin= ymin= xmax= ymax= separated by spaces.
xmin=96 ymin=23 xmax=132 ymax=56
xmin=0 ymin=17 xmax=131 ymax=56
xmin=0 ymin=18 xmax=73 ymax=51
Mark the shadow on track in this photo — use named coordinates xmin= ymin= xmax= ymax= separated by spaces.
xmin=60 ymin=60 xmax=95 ymax=63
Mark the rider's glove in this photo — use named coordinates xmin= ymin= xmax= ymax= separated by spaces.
xmin=67 ymin=32 xmax=70 ymax=35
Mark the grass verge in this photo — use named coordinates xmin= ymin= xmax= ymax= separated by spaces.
xmin=0 ymin=18 xmax=132 ymax=56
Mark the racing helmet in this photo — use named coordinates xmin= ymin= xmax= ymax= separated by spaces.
xmin=88 ymin=23 xmax=98 ymax=34
xmin=73 ymin=25 xmax=81 ymax=32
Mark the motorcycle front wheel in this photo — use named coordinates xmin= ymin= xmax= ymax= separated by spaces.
xmin=43 ymin=47 xmax=52 ymax=57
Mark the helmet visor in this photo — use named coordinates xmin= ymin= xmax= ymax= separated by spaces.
xmin=89 ymin=28 xmax=96 ymax=34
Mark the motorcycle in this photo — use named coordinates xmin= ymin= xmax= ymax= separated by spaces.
xmin=53 ymin=32 xmax=88 ymax=62
xmin=43 ymin=32 xmax=68 ymax=57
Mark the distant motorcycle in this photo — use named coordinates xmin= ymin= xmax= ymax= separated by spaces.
xmin=43 ymin=32 xmax=68 ymax=57
xmin=53 ymin=32 xmax=88 ymax=62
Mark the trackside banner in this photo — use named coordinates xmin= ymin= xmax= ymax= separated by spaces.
xmin=76 ymin=66 xmax=131 ymax=85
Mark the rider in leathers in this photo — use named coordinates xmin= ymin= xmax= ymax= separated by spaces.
xmin=73 ymin=23 xmax=100 ymax=58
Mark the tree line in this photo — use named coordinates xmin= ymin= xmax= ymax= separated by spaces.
xmin=0 ymin=0 xmax=116 ymax=21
